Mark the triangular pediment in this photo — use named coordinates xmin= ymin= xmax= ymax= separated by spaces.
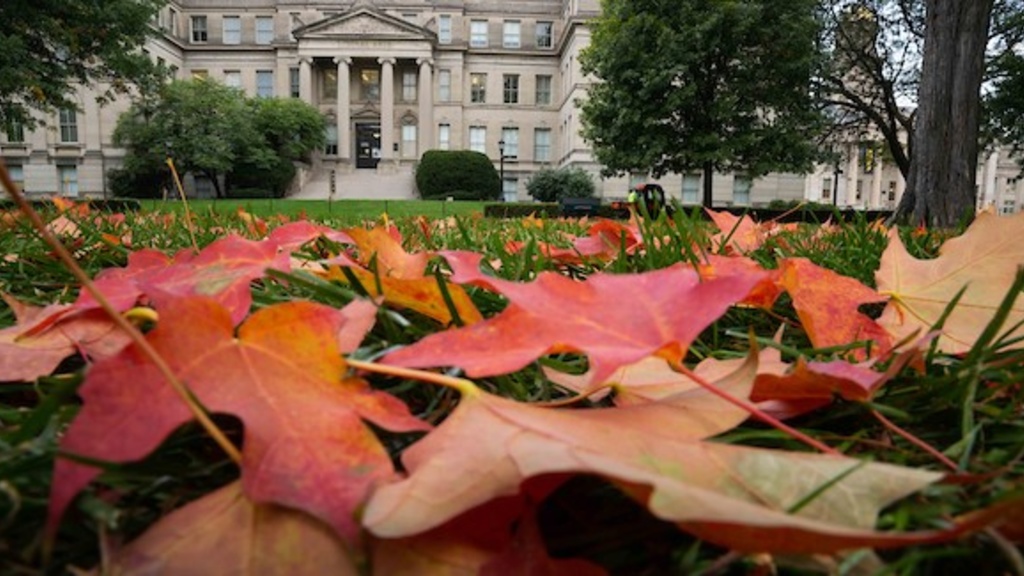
xmin=296 ymin=7 xmax=435 ymax=41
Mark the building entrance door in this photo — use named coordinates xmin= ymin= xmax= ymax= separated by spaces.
xmin=355 ymin=123 xmax=381 ymax=169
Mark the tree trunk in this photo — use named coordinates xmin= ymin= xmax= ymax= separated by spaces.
xmin=702 ymin=161 xmax=714 ymax=208
xmin=898 ymin=0 xmax=993 ymax=227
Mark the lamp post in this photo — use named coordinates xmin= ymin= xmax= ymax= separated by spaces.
xmin=832 ymin=160 xmax=843 ymax=206
xmin=498 ymin=138 xmax=506 ymax=200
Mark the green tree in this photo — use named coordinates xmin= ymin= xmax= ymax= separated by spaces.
xmin=0 ymin=0 xmax=165 ymax=128
xmin=985 ymin=4 xmax=1024 ymax=170
xmin=113 ymin=79 xmax=325 ymax=198
xmin=526 ymin=167 xmax=596 ymax=202
xmin=580 ymin=0 xmax=826 ymax=207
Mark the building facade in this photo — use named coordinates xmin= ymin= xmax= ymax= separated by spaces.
xmin=1 ymin=0 xmax=1021 ymax=210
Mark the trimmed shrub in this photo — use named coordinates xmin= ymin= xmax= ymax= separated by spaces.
xmin=108 ymin=167 xmax=165 ymax=199
xmin=526 ymin=167 xmax=596 ymax=202
xmin=416 ymin=150 xmax=500 ymax=200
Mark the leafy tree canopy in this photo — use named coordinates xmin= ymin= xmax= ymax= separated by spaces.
xmin=526 ymin=167 xmax=596 ymax=202
xmin=0 ymin=0 xmax=165 ymax=128
xmin=580 ymin=0 xmax=826 ymax=184
xmin=113 ymin=79 xmax=325 ymax=198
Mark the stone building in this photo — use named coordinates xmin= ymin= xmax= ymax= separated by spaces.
xmin=1 ymin=0 xmax=1020 ymax=210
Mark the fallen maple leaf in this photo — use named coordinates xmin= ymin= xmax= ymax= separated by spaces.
xmin=101 ymin=482 xmax=358 ymax=575
xmin=876 ymin=212 xmax=1024 ymax=353
xmin=347 ymin=226 xmax=429 ymax=279
xmin=778 ymin=258 xmax=891 ymax=358
xmin=48 ymin=296 xmax=429 ymax=544
xmin=706 ymin=208 xmax=765 ymax=254
xmin=0 ymin=296 xmax=129 ymax=382
xmin=385 ymin=252 xmax=767 ymax=386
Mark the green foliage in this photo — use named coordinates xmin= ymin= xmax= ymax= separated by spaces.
xmin=580 ymin=0 xmax=826 ymax=179
xmin=415 ymin=150 xmax=500 ymax=201
xmin=526 ymin=167 xmax=596 ymax=202
xmin=0 ymin=0 xmax=166 ymax=128
xmin=113 ymin=79 xmax=324 ymax=198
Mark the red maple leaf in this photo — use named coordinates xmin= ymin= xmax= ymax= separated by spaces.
xmin=48 ymin=296 xmax=429 ymax=544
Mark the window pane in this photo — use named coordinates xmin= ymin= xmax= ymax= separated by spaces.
xmin=438 ymin=15 xmax=452 ymax=44
xmin=256 ymin=71 xmax=274 ymax=98
xmin=503 ymin=178 xmax=517 ymax=202
xmin=290 ymin=67 xmax=300 ymax=98
xmin=470 ymin=73 xmax=486 ymax=103
xmin=325 ymin=125 xmax=338 ymax=155
xmin=501 ymin=127 xmax=518 ymax=158
xmin=733 ymin=176 xmax=751 ymax=206
xmin=224 ymin=70 xmax=241 ymax=89
xmin=223 ymin=16 xmax=240 ymax=44
xmin=402 ymin=71 xmax=417 ymax=101
xmin=59 ymin=109 xmax=78 ymax=143
xmin=8 ymin=165 xmax=23 ymax=187
xmin=323 ymin=68 xmax=337 ymax=100
xmin=536 ymin=22 xmax=553 ymax=48
xmin=361 ymin=69 xmax=380 ymax=101
xmin=470 ymin=20 xmax=488 ymax=47
xmin=256 ymin=16 xmax=274 ymax=44
xmin=58 ymin=166 xmax=78 ymax=196
xmin=438 ymin=69 xmax=451 ymax=101
xmin=533 ymin=128 xmax=551 ymax=162
xmin=503 ymin=21 xmax=520 ymax=48
xmin=438 ymin=123 xmax=450 ymax=150
xmin=469 ymin=126 xmax=486 ymax=153
xmin=682 ymin=174 xmax=700 ymax=204
xmin=503 ymin=74 xmax=519 ymax=104
xmin=191 ymin=16 xmax=207 ymax=42
xmin=402 ymin=125 xmax=417 ymax=157
xmin=5 ymin=119 xmax=24 ymax=143
xmin=535 ymin=75 xmax=552 ymax=105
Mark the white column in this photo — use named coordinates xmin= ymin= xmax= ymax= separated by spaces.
xmin=417 ymin=58 xmax=434 ymax=156
xmin=983 ymin=149 xmax=999 ymax=210
xmin=299 ymin=57 xmax=313 ymax=103
xmin=379 ymin=57 xmax=395 ymax=161
xmin=334 ymin=57 xmax=351 ymax=160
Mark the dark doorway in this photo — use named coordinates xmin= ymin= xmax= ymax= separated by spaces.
xmin=356 ymin=123 xmax=381 ymax=169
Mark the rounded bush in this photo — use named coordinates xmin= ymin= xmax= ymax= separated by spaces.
xmin=416 ymin=150 xmax=500 ymax=200
xmin=526 ymin=167 xmax=596 ymax=202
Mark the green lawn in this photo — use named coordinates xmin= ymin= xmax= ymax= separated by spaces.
xmin=139 ymin=198 xmax=488 ymax=221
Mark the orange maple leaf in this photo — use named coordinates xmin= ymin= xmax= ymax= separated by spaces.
xmin=384 ymin=251 xmax=768 ymax=385
xmin=48 ymin=296 xmax=429 ymax=544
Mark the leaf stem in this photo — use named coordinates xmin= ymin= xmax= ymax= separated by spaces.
xmin=870 ymin=408 xmax=960 ymax=472
xmin=346 ymin=358 xmax=479 ymax=396
xmin=0 ymin=158 xmax=242 ymax=465
xmin=676 ymin=363 xmax=840 ymax=455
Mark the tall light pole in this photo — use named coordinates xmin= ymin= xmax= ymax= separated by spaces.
xmin=498 ymin=138 xmax=506 ymax=200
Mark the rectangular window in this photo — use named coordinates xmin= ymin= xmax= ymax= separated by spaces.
xmin=503 ymin=74 xmax=519 ymax=104
xmin=822 ymin=178 xmax=833 ymax=201
xmin=290 ymin=67 xmax=300 ymax=98
xmin=256 ymin=70 xmax=274 ymax=98
xmin=536 ymin=21 xmax=553 ymax=48
xmin=533 ymin=128 xmax=551 ymax=162
xmin=682 ymin=174 xmax=700 ymax=204
xmin=501 ymin=127 xmax=519 ymax=159
xmin=470 ymin=73 xmax=487 ymax=103
xmin=361 ymin=69 xmax=380 ymax=101
xmin=438 ymin=123 xmax=451 ymax=150
xmin=503 ymin=178 xmax=518 ymax=202
xmin=469 ymin=126 xmax=486 ymax=153
xmin=325 ymin=125 xmax=338 ymax=155
xmin=168 ymin=7 xmax=179 ymax=36
xmin=223 ymin=70 xmax=241 ymax=89
xmin=503 ymin=20 xmax=520 ymax=48
xmin=5 ymin=119 xmax=24 ymax=143
xmin=256 ymin=16 xmax=274 ymax=44
xmin=402 ymin=71 xmax=417 ymax=102
xmin=402 ymin=125 xmax=417 ymax=158
xmin=438 ymin=69 xmax=451 ymax=101
xmin=535 ymin=75 xmax=552 ymax=105
xmin=223 ymin=16 xmax=241 ymax=44
xmin=58 ymin=165 xmax=78 ymax=196
xmin=323 ymin=68 xmax=338 ymax=101
xmin=191 ymin=15 xmax=208 ymax=43
xmin=8 ymin=165 xmax=23 ymax=189
xmin=470 ymin=20 xmax=488 ymax=47
xmin=888 ymin=181 xmax=897 ymax=202
xmin=733 ymin=176 xmax=751 ymax=206
xmin=59 ymin=109 xmax=78 ymax=143
xmin=855 ymin=179 xmax=864 ymax=201
xmin=191 ymin=69 xmax=208 ymax=80
xmin=438 ymin=15 xmax=452 ymax=44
